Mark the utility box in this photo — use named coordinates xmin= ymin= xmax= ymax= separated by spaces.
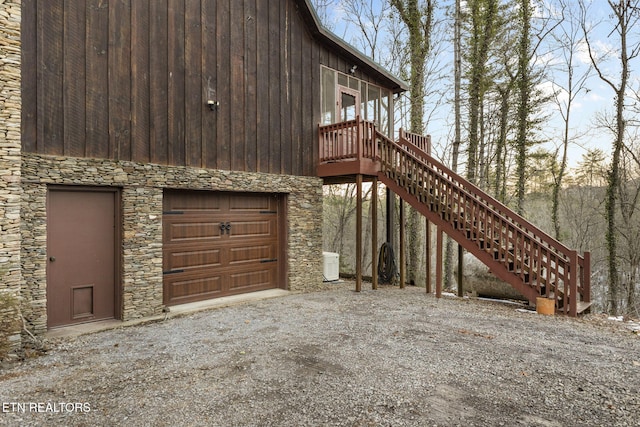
xmin=322 ymin=252 xmax=340 ymax=282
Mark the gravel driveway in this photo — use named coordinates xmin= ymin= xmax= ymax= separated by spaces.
xmin=1 ymin=284 xmax=639 ymax=426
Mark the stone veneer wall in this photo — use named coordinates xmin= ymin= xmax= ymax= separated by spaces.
xmin=0 ymin=0 xmax=23 ymax=359
xmin=21 ymin=153 xmax=323 ymax=337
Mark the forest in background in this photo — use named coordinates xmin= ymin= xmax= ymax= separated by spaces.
xmin=313 ymin=0 xmax=640 ymax=316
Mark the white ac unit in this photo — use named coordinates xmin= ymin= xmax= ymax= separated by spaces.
xmin=322 ymin=251 xmax=340 ymax=282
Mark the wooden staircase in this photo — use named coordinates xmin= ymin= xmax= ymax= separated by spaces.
xmin=318 ymin=118 xmax=591 ymax=316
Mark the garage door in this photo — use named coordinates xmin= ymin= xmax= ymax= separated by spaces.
xmin=163 ymin=190 xmax=283 ymax=305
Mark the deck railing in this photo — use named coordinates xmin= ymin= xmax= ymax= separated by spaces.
xmin=318 ymin=117 xmax=377 ymax=164
xmin=399 ymin=128 xmax=431 ymax=155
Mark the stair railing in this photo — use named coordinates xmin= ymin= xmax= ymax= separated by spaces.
xmin=377 ymin=129 xmax=590 ymax=316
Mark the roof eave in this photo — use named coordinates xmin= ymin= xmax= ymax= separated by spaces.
xmin=299 ymin=0 xmax=409 ymax=94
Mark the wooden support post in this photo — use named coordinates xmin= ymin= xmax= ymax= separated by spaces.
xmin=569 ymin=250 xmax=578 ymax=317
xmin=436 ymin=226 xmax=442 ymax=298
xmin=425 ymin=218 xmax=431 ymax=293
xmin=457 ymin=244 xmax=463 ymax=297
xmin=583 ymin=251 xmax=591 ymax=303
xmin=356 ymin=174 xmax=363 ymax=293
xmin=386 ymin=188 xmax=395 ymax=249
xmin=399 ymin=199 xmax=405 ymax=289
xmin=372 ymin=177 xmax=378 ymax=290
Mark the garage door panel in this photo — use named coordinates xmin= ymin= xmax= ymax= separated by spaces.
xmin=228 ymin=243 xmax=277 ymax=265
xmin=164 ymin=191 xmax=223 ymax=213
xmin=165 ymin=272 xmax=223 ymax=301
xmin=229 ymin=267 xmax=277 ymax=291
xmin=165 ymin=219 xmax=224 ymax=243
xmin=229 ymin=218 xmax=277 ymax=239
xmin=165 ymin=248 xmax=222 ymax=272
xmin=228 ymin=194 xmax=276 ymax=213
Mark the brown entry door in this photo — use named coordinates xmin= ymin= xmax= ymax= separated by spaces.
xmin=163 ymin=191 xmax=282 ymax=306
xmin=337 ymin=85 xmax=360 ymax=122
xmin=47 ymin=189 xmax=118 ymax=328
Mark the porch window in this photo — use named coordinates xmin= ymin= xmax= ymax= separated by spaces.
xmin=380 ymin=91 xmax=390 ymax=137
xmin=320 ymin=66 xmax=392 ymax=137
xmin=366 ymin=85 xmax=380 ymax=126
xmin=321 ymin=67 xmax=336 ymax=125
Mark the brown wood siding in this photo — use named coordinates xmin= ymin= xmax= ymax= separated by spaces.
xmin=22 ymin=0 xmax=390 ymax=176
xmin=21 ymin=0 xmax=37 ymax=152
xmin=131 ymin=1 xmax=151 ymax=163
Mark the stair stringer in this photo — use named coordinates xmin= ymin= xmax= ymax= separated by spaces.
xmin=378 ymin=172 xmax=540 ymax=304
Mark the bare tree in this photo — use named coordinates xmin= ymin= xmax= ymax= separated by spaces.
xmin=562 ymin=151 xmax=608 ymax=310
xmin=493 ymin=46 xmax=517 ymax=202
xmin=444 ymin=0 xmax=464 ymax=290
xmin=310 ymin=0 xmax=337 ymax=30
xmin=513 ymin=0 xmax=561 ymax=215
xmin=617 ymin=143 xmax=640 ymax=316
xmin=464 ymin=0 xmax=500 ymax=185
xmin=581 ymin=0 xmax=640 ymax=315
xmin=389 ymin=0 xmax=435 ymax=285
xmin=549 ymin=0 xmax=592 ymax=240
xmin=339 ymin=0 xmax=392 ymax=61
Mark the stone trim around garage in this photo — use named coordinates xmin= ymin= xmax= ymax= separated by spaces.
xmin=21 ymin=153 xmax=323 ymax=337
xmin=0 ymin=0 xmax=23 ymax=360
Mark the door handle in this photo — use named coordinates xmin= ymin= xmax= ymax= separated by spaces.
xmin=219 ymin=222 xmax=232 ymax=235
xmin=49 ymin=256 xmax=56 ymax=262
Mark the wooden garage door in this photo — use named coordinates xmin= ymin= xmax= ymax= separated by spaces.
xmin=163 ymin=190 xmax=282 ymax=305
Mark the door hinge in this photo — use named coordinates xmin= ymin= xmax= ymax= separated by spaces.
xmin=163 ymin=269 xmax=184 ymax=275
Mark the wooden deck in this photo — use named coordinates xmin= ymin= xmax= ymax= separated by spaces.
xmin=318 ymin=118 xmax=431 ymax=183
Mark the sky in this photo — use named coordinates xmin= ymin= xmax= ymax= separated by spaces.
xmin=313 ymin=0 xmax=640 ymax=172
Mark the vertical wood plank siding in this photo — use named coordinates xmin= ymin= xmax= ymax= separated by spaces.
xmin=21 ymin=0 xmax=37 ymax=152
xmin=22 ymin=0 xmax=389 ymax=176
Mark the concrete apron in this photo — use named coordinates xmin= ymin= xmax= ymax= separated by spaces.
xmin=45 ymin=289 xmax=291 ymax=339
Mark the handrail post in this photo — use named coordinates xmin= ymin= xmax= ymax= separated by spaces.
xmin=372 ymin=122 xmax=378 ymax=161
xmin=356 ymin=115 xmax=362 ymax=161
xmin=569 ymin=250 xmax=578 ymax=317
xmin=318 ymin=123 xmax=322 ymax=162
xmin=356 ymin=174 xmax=363 ymax=293
xmin=583 ymin=251 xmax=591 ymax=303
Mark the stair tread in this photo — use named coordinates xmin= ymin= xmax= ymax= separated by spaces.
xmin=576 ymin=301 xmax=592 ymax=313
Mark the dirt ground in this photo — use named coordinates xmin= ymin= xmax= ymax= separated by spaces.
xmin=1 ymin=283 xmax=639 ymax=426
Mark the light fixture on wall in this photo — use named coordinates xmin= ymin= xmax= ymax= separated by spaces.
xmin=207 ymin=100 xmax=219 ymax=111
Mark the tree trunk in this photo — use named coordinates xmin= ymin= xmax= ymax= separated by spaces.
xmin=494 ymin=85 xmax=509 ymax=202
xmin=466 ymin=0 xmax=498 ymax=185
xmin=390 ymin=0 xmax=433 ymax=284
xmin=515 ymin=0 xmax=531 ymax=216
xmin=445 ymin=0 xmax=463 ymax=290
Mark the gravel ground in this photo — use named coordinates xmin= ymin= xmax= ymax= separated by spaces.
xmin=1 ymin=283 xmax=639 ymax=427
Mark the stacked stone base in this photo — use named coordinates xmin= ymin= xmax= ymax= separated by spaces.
xmin=0 ymin=0 xmax=23 ymax=360
xmin=20 ymin=153 xmax=324 ymax=340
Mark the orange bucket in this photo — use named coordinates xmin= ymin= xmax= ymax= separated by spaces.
xmin=536 ymin=297 xmax=555 ymax=315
